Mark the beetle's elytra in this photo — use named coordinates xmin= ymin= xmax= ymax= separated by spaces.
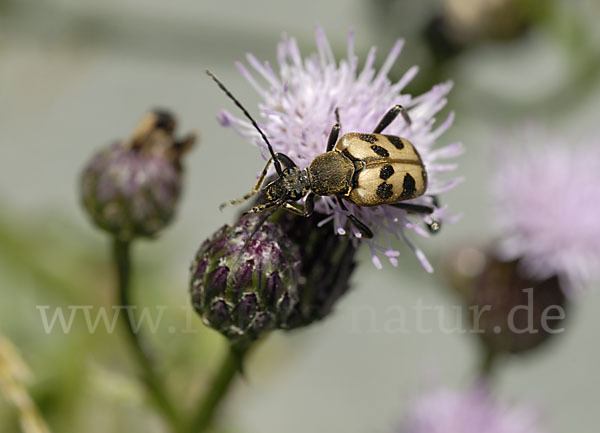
xmin=207 ymin=70 xmax=440 ymax=239
xmin=325 ymin=132 xmax=427 ymax=206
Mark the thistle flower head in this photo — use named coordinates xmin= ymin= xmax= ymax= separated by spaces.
xmin=492 ymin=131 xmax=600 ymax=295
xmin=81 ymin=110 xmax=195 ymax=241
xmin=190 ymin=214 xmax=302 ymax=342
xmin=217 ymin=27 xmax=462 ymax=272
xmin=402 ymin=386 xmax=546 ymax=433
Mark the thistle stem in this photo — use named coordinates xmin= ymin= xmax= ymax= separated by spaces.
xmin=191 ymin=343 xmax=250 ymax=433
xmin=479 ymin=347 xmax=498 ymax=381
xmin=112 ymin=238 xmax=183 ymax=432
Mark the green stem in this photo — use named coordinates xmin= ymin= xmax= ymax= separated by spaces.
xmin=479 ymin=347 xmax=498 ymax=381
xmin=112 ymin=238 xmax=183 ymax=432
xmin=190 ymin=343 xmax=250 ymax=433
xmin=0 ymin=211 xmax=85 ymax=304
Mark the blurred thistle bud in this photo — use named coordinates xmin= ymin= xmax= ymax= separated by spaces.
xmin=445 ymin=131 xmax=600 ymax=359
xmin=277 ymin=211 xmax=358 ymax=329
xmin=442 ymin=0 xmax=529 ymax=42
xmin=425 ymin=0 xmax=534 ymax=61
xmin=80 ymin=109 xmax=196 ymax=241
xmin=445 ymin=246 xmax=567 ymax=355
xmin=190 ymin=214 xmax=302 ymax=343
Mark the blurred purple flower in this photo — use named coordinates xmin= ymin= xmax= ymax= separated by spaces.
xmin=402 ymin=386 xmax=546 ymax=433
xmin=217 ymin=27 xmax=462 ymax=272
xmin=492 ymin=130 xmax=600 ymax=295
xmin=81 ymin=110 xmax=195 ymax=240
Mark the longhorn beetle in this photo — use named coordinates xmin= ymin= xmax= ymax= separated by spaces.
xmin=206 ymin=70 xmax=441 ymax=239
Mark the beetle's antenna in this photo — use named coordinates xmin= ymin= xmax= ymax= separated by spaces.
xmin=206 ymin=69 xmax=283 ymax=176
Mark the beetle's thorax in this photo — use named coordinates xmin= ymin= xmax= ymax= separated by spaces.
xmin=265 ymin=166 xmax=310 ymax=202
xmin=307 ymin=151 xmax=355 ymax=197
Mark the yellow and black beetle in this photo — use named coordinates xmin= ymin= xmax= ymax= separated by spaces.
xmin=207 ymin=70 xmax=440 ymax=239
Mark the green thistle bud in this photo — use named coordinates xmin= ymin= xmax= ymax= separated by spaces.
xmin=190 ymin=214 xmax=302 ymax=343
xmin=80 ymin=110 xmax=195 ymax=241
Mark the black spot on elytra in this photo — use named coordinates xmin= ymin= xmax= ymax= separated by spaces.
xmin=385 ymin=135 xmax=404 ymax=150
xmin=380 ymin=165 xmax=394 ymax=180
xmin=399 ymin=173 xmax=416 ymax=199
xmin=376 ymin=182 xmax=393 ymax=200
xmin=371 ymin=145 xmax=389 ymax=157
xmin=359 ymin=133 xmax=377 ymax=144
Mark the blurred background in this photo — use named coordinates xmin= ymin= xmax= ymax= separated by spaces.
xmin=1 ymin=0 xmax=599 ymax=432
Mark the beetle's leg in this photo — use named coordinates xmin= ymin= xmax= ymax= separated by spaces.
xmin=427 ymin=195 xmax=441 ymax=233
xmin=219 ymin=157 xmax=274 ymax=210
xmin=282 ymin=193 xmax=315 ymax=217
xmin=304 ymin=192 xmax=315 ymax=216
xmin=336 ymin=196 xmax=374 ymax=239
xmin=281 ymin=203 xmax=304 ymax=216
xmin=244 ymin=201 xmax=278 ymax=215
xmin=426 ymin=220 xmax=441 ymax=234
xmin=347 ymin=214 xmax=374 ymax=239
xmin=326 ymin=116 xmax=341 ymax=152
xmin=274 ymin=152 xmax=298 ymax=170
xmin=234 ymin=205 xmax=281 ymax=264
xmin=390 ymin=194 xmax=440 ymax=213
xmin=388 ymin=202 xmax=434 ymax=214
xmin=373 ymin=105 xmax=412 ymax=134
xmin=389 ymin=201 xmax=441 ymax=234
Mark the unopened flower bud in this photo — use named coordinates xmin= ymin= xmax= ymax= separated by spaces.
xmin=190 ymin=214 xmax=301 ymax=342
xmin=446 ymin=247 xmax=567 ymax=355
xmin=277 ymin=211 xmax=358 ymax=329
xmin=80 ymin=109 xmax=196 ymax=241
xmin=426 ymin=0 xmax=531 ymax=57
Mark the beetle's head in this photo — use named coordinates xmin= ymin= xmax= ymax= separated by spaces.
xmin=265 ymin=166 xmax=310 ymax=203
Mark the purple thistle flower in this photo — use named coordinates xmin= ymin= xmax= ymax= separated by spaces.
xmin=492 ymin=129 xmax=600 ymax=295
xmin=190 ymin=214 xmax=302 ymax=342
xmin=217 ymin=27 xmax=462 ymax=272
xmin=402 ymin=386 xmax=546 ymax=433
xmin=81 ymin=110 xmax=195 ymax=240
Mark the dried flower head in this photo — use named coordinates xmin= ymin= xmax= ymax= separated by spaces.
xmin=81 ymin=110 xmax=195 ymax=241
xmin=190 ymin=214 xmax=302 ymax=342
xmin=492 ymin=131 xmax=600 ymax=295
xmin=217 ymin=27 xmax=462 ymax=272
xmin=402 ymin=386 xmax=546 ymax=433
